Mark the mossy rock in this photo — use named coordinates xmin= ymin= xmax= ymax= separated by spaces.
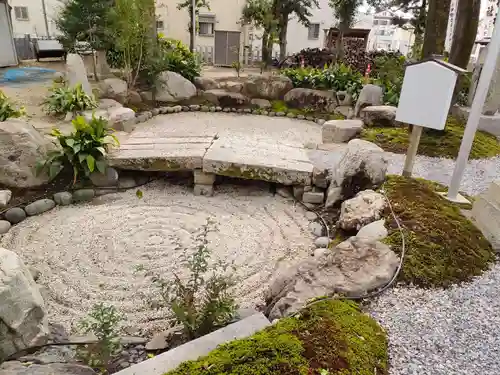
xmin=270 ymin=100 xmax=346 ymax=121
xmin=381 ymin=175 xmax=495 ymax=288
xmin=360 ymin=116 xmax=500 ymax=159
xmin=164 ymin=300 xmax=388 ymax=375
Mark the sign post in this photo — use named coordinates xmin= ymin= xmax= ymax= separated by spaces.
xmin=402 ymin=126 xmax=423 ymax=177
xmin=447 ymin=7 xmax=500 ymax=201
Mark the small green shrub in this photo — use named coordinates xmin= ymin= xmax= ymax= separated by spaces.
xmin=77 ymin=303 xmax=122 ymax=374
xmin=371 ymin=55 xmax=406 ymax=106
xmin=155 ymin=219 xmax=237 ymax=340
xmin=0 ymin=90 xmax=25 ymax=121
xmin=36 ymin=115 xmax=119 ymax=183
xmin=281 ymin=63 xmax=364 ymax=100
xmin=159 ymin=37 xmax=201 ymax=82
xmin=43 ymin=83 xmax=97 ymax=115
xmin=232 ymin=60 xmax=243 ymax=78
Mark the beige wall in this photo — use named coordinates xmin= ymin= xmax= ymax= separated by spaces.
xmin=8 ymin=0 xmax=60 ymax=37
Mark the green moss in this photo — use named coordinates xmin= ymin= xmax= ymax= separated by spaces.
xmin=360 ymin=116 xmax=500 ymax=159
xmin=380 ymin=175 xmax=495 ymax=288
xmin=269 ymin=100 xmax=346 ymax=121
xmin=164 ymin=300 xmax=388 ymax=375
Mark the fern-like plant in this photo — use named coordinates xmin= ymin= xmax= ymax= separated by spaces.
xmin=36 ymin=115 xmax=119 ymax=183
xmin=43 ymin=83 xmax=97 ymax=115
xmin=0 ymin=90 xmax=25 ymax=121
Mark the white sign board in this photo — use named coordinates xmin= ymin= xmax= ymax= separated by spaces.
xmin=396 ymin=61 xmax=459 ymax=130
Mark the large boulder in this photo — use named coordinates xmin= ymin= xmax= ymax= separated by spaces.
xmin=98 ymin=78 xmax=128 ymax=104
xmin=338 ymin=190 xmax=387 ymax=231
xmin=155 ymin=71 xmax=197 ymax=102
xmin=0 ymin=362 xmax=96 ymax=375
xmin=360 ymin=105 xmax=398 ymax=127
xmin=354 ymin=84 xmax=384 ymax=117
xmin=265 ymin=237 xmax=399 ymax=319
xmin=0 ymin=119 xmax=55 ymax=188
xmin=325 ymin=139 xmax=388 ymax=208
xmin=284 ymin=88 xmax=337 ymax=112
xmin=243 ymin=75 xmax=293 ymax=100
xmin=65 ymin=54 xmax=92 ymax=97
xmin=194 ymin=76 xmax=219 ymax=91
xmin=0 ymin=248 xmax=49 ymax=361
xmin=204 ymin=89 xmax=249 ymax=107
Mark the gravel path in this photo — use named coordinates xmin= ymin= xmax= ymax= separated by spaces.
xmin=0 ymin=181 xmax=314 ymax=335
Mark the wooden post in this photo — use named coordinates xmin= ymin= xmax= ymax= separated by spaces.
xmin=402 ymin=125 xmax=423 ymax=177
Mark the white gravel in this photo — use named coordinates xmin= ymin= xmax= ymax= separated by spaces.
xmin=0 ymin=181 xmax=314 ymax=335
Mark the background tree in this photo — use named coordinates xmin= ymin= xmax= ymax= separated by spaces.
xmin=421 ymin=0 xmax=451 ymax=58
xmin=328 ymin=0 xmax=363 ymax=60
xmin=55 ymin=0 xmax=114 ymax=79
xmin=272 ymin=0 xmax=319 ymax=60
xmin=241 ymin=0 xmax=277 ymax=68
xmin=177 ymin=0 xmax=210 ymax=51
xmin=449 ymin=0 xmax=480 ymax=69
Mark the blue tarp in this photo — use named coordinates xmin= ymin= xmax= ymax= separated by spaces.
xmin=0 ymin=67 xmax=56 ymax=84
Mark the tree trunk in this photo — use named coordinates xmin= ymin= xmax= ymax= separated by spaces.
xmin=422 ymin=0 xmax=452 ymax=58
xmin=335 ymin=22 xmax=347 ymax=62
xmin=262 ymin=31 xmax=270 ymax=69
xmin=449 ymin=0 xmax=480 ymax=69
xmin=279 ymin=17 xmax=288 ymax=60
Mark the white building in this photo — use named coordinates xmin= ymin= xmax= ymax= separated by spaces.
xmin=365 ymin=10 xmax=414 ymax=55
xmin=7 ymin=0 xmax=59 ymax=37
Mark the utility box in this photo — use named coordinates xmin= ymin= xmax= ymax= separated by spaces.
xmin=396 ymin=59 xmax=466 ymax=130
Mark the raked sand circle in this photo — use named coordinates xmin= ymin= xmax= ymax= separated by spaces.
xmin=0 ymin=180 xmax=314 ymax=335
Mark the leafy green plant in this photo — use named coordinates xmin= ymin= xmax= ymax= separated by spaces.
xmin=43 ymin=83 xmax=97 ymax=115
xmin=231 ymin=61 xmax=242 ymax=78
xmin=155 ymin=219 xmax=237 ymax=340
xmin=0 ymin=90 xmax=25 ymax=121
xmin=77 ymin=303 xmax=122 ymax=374
xmin=36 ymin=115 xmax=119 ymax=183
xmin=371 ymin=55 xmax=406 ymax=106
xmin=159 ymin=37 xmax=201 ymax=82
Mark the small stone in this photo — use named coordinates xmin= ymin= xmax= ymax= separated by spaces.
xmin=73 ymin=189 xmax=95 ymax=202
xmin=194 ymin=184 xmax=214 ymax=196
xmin=25 ymin=199 xmax=56 ymax=216
xmin=53 ymin=192 xmax=73 ymax=205
xmin=322 ymin=119 xmax=363 ymax=144
xmin=64 ymin=112 xmax=74 ymax=121
xmin=314 ymin=248 xmax=329 ymax=258
xmin=302 ymin=191 xmax=324 ymax=204
xmin=356 ymin=219 xmax=388 ymax=241
xmin=286 ymin=112 xmax=296 ymax=118
xmin=151 ymin=108 xmax=160 ymax=116
xmin=316 ymin=118 xmax=326 ymax=125
xmin=314 ymin=236 xmax=331 ymax=248
xmin=304 ymin=186 xmax=313 ymax=192
xmin=276 ymin=187 xmax=292 ymax=199
xmin=143 ymin=111 xmax=153 ymax=120
xmin=215 ymin=106 xmax=222 ymax=111
xmin=189 ymin=105 xmax=200 ymax=111
xmin=118 ymin=177 xmax=136 ymax=189
xmin=306 ymin=116 xmax=314 ymax=121
xmin=304 ymin=142 xmax=317 ymax=150
xmin=223 ymin=107 xmax=231 ymax=112
xmin=243 ymin=108 xmax=252 ymax=114
xmin=145 ymin=333 xmax=168 ymax=351
xmin=0 ymin=220 xmax=11 ymax=234
xmin=297 ymin=115 xmax=305 ymax=120
xmin=309 ymin=221 xmax=324 ymax=237
xmin=0 ymin=190 xmax=12 ymax=207
xmin=209 ymin=107 xmax=216 ymax=112
xmin=173 ymin=105 xmax=182 ymax=113
xmin=276 ymin=112 xmax=285 ymax=117
xmin=269 ymin=112 xmax=276 ymax=116
xmin=262 ymin=111 xmax=269 ymax=116
xmin=4 ymin=207 xmax=26 ymax=224
xmin=193 ymin=170 xmax=216 ymax=185
xmin=182 ymin=106 xmax=190 ymax=112
xmin=293 ymin=186 xmax=304 ymax=200
xmin=305 ymin=211 xmax=317 ymax=220
xmin=165 ymin=107 xmax=174 ymax=114
xmin=95 ymin=188 xmax=118 ymax=196
xmin=90 ymin=167 xmax=119 ymax=187
xmin=237 ymin=108 xmax=243 ymax=113
xmin=312 ymin=167 xmax=329 ymax=189
xmin=136 ymin=113 xmax=148 ymax=123
xmin=119 ymin=361 xmax=131 ymax=369
xmin=159 ymin=107 xmax=168 ymax=114
xmin=303 ymin=202 xmax=318 ymax=210
xmin=201 ymin=105 xmax=209 ymax=112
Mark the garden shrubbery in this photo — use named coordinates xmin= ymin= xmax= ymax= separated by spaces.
xmin=0 ymin=90 xmax=25 ymax=121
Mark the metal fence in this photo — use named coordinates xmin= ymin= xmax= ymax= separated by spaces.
xmin=13 ymin=35 xmax=54 ymax=60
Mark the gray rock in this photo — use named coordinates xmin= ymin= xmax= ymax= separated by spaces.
xmin=309 ymin=221 xmax=324 ymax=237
xmin=53 ymin=192 xmax=73 ymax=206
xmin=293 ymin=186 xmax=304 ymax=200
xmin=313 ymin=248 xmax=329 ymax=258
xmin=276 ymin=186 xmax=292 ymax=199
xmin=251 ymin=98 xmax=271 ymax=109
xmin=0 ymin=362 xmax=96 ymax=375
xmin=25 ymin=199 xmax=56 ymax=216
xmin=0 ymin=249 xmax=49 ymax=361
xmin=189 ymin=105 xmax=200 ymax=111
xmin=145 ymin=326 xmax=183 ymax=351
xmin=194 ymin=184 xmax=214 ymax=197
xmin=158 ymin=107 xmax=168 ymax=114
xmin=336 ymin=90 xmax=353 ymax=106
xmin=356 ymin=219 xmax=388 ymax=241
xmin=151 ymin=108 xmax=160 ymax=116
xmin=243 ymin=108 xmax=252 ymax=114
xmin=204 ymin=90 xmax=249 ymax=107
xmin=0 ymin=220 xmax=11 ymax=234
xmin=269 ymin=112 xmax=276 ymax=116
xmin=322 ymin=119 xmax=363 ymax=143
xmin=297 ymin=114 xmax=305 ymax=120
xmin=108 ymin=107 xmax=135 ymax=125
xmin=302 ymin=191 xmax=324 ymax=204
xmin=200 ymin=105 xmax=209 ymax=112
xmin=360 ymin=105 xmax=398 ymax=127
xmin=4 ymin=207 xmax=26 ymax=224
xmin=325 ymin=139 xmax=388 ymax=207
xmin=0 ymin=190 xmax=12 ymax=207
xmin=209 ymin=106 xmax=216 ymax=112
xmin=99 ymin=78 xmax=128 ymax=104
xmin=237 ymin=108 xmax=244 ymax=113
xmin=118 ymin=177 xmax=136 ymax=189
xmin=261 ymin=111 xmax=269 ymax=116
xmin=222 ymin=107 xmax=231 ymax=112
xmin=305 ymin=211 xmax=317 ymax=220
xmin=339 ymin=190 xmax=387 ymax=231
xmin=314 ymin=236 xmax=331 ymax=248
xmin=354 ymin=84 xmax=384 ymax=117
xmin=143 ymin=111 xmax=153 ymax=120
xmin=315 ymin=118 xmax=326 ymax=125
xmin=90 ymin=167 xmax=119 ymax=187
xmin=155 ymin=71 xmax=197 ymax=103
xmin=284 ymin=88 xmax=338 ymax=112
xmin=312 ymin=167 xmax=328 ymax=189
xmin=0 ymin=119 xmax=56 ymax=188
xmin=215 ymin=106 xmax=222 ymax=112
xmin=127 ymin=90 xmax=142 ymax=105
xmin=243 ymin=75 xmax=293 ymax=100
xmin=194 ymin=77 xmax=219 ymax=91
xmin=265 ymin=237 xmax=399 ymax=319
xmin=72 ymin=189 xmax=95 ymax=202
xmin=276 ymin=111 xmax=285 ymax=117
xmin=181 ymin=106 xmax=190 ymax=112
xmin=136 ymin=113 xmax=148 ymax=123
xmin=286 ymin=112 xmax=296 ymax=118
xmin=306 ymin=116 xmax=314 ymax=121
xmin=65 ymin=54 xmax=92 ymax=97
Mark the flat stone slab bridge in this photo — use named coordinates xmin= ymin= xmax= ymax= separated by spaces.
xmin=109 ymin=125 xmax=333 ymax=193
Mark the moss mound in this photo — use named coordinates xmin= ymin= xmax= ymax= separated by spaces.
xmin=382 ymin=175 xmax=495 ymax=288
xmin=164 ymin=300 xmax=388 ymax=375
xmin=271 ymin=100 xmax=345 ymax=120
xmin=360 ymin=116 xmax=500 ymax=159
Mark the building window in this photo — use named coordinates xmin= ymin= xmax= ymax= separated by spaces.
xmin=156 ymin=20 xmax=164 ymax=30
xmin=380 ymin=20 xmax=388 ymax=25
xmin=308 ymin=23 xmax=320 ymax=39
xmin=198 ymin=15 xmax=216 ymax=36
xmin=14 ymin=6 xmax=29 ymax=21
xmin=373 ymin=19 xmax=379 ymax=25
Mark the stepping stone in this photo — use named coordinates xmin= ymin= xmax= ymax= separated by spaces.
xmin=114 ymin=313 xmax=270 ymax=375
xmin=203 ymin=136 xmax=313 ymax=186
